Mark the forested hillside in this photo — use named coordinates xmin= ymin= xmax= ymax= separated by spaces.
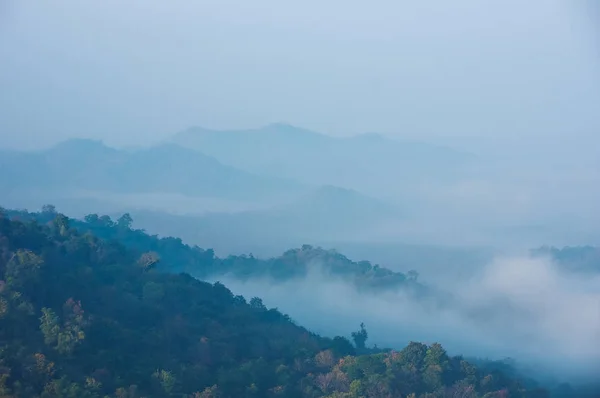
xmin=0 ymin=208 xmax=556 ymax=397
xmin=4 ymin=207 xmax=419 ymax=294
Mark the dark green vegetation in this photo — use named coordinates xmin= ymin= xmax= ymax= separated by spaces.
xmin=0 ymin=207 xmax=556 ymax=397
xmin=5 ymin=207 xmax=417 ymax=294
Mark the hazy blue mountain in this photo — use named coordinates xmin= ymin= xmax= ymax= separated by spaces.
xmin=171 ymin=123 xmax=476 ymax=195
xmin=129 ymin=185 xmax=403 ymax=254
xmin=0 ymin=139 xmax=304 ymax=201
xmin=532 ymin=245 xmax=600 ymax=274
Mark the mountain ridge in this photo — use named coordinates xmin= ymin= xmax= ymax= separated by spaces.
xmin=0 ymin=139 xmax=305 ymax=201
xmin=0 ymin=208 xmax=558 ymax=397
xmin=171 ymin=123 xmax=476 ymax=195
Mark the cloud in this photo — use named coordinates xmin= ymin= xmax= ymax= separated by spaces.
xmin=207 ymin=254 xmax=600 ymax=380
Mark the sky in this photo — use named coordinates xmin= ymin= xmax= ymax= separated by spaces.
xmin=0 ymin=0 xmax=599 ymax=151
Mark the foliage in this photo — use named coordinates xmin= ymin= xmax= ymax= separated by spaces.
xmin=0 ymin=208 xmax=564 ymax=397
xmin=4 ymin=209 xmax=423 ymax=295
xmin=351 ymin=323 xmax=368 ymax=352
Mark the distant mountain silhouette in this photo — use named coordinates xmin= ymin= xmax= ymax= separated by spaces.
xmin=283 ymin=184 xmax=398 ymax=224
xmin=171 ymin=123 xmax=475 ymax=195
xmin=0 ymin=139 xmax=303 ymax=200
xmin=129 ymin=184 xmax=402 ymax=253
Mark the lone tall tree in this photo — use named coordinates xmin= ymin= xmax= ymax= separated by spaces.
xmin=351 ymin=322 xmax=368 ymax=350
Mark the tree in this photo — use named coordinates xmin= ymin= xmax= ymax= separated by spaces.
xmin=249 ymin=297 xmax=266 ymax=310
xmin=407 ymin=270 xmax=419 ymax=282
xmin=52 ymin=214 xmax=70 ymax=237
xmin=117 ymin=213 xmax=133 ymax=229
xmin=41 ymin=204 xmax=57 ymax=215
xmin=0 ymin=373 xmax=12 ymax=397
xmin=315 ymin=350 xmax=335 ymax=369
xmin=98 ymin=215 xmax=114 ymax=227
xmin=39 ymin=308 xmax=60 ymax=347
xmin=84 ymin=214 xmax=100 ymax=225
xmin=331 ymin=336 xmax=356 ymax=357
xmin=5 ymin=249 xmax=44 ymax=290
xmin=351 ymin=323 xmax=368 ymax=350
xmin=400 ymin=342 xmax=428 ymax=369
xmin=153 ymin=369 xmax=177 ymax=395
xmin=426 ymin=343 xmax=448 ymax=363
xmin=138 ymin=252 xmax=160 ymax=271
xmin=39 ymin=299 xmax=88 ymax=355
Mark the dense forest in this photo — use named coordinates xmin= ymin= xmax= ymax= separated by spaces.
xmin=0 ymin=207 xmax=563 ymax=397
xmin=4 ymin=207 xmax=421 ymax=294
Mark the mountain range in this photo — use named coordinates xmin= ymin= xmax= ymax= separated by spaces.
xmin=0 ymin=124 xmax=490 ymax=249
xmin=171 ymin=123 xmax=476 ymax=196
xmin=128 ymin=185 xmax=402 ymax=255
xmin=2 ymin=124 xmax=475 ymax=204
xmin=0 ymin=138 xmax=303 ymax=201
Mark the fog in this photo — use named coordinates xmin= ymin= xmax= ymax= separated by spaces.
xmin=1 ymin=0 xmax=600 ymax=152
xmin=1 ymin=0 xmax=600 ymax=391
xmin=211 ymin=254 xmax=600 ymax=381
xmin=2 ymin=0 xmax=600 ymax=244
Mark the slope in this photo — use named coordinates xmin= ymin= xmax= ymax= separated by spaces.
xmin=0 ymin=139 xmax=302 ymax=201
xmin=0 ymin=209 xmax=554 ymax=397
xmin=171 ymin=123 xmax=475 ymax=195
xmin=3 ymin=207 xmax=411 ymax=293
xmin=143 ymin=184 xmax=402 ymax=248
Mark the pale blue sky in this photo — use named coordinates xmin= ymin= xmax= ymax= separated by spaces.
xmin=0 ymin=0 xmax=599 ymax=151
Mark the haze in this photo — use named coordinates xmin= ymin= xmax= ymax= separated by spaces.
xmin=1 ymin=0 xmax=600 ymax=390
xmin=1 ymin=0 xmax=599 ymax=153
xmin=211 ymin=254 xmax=600 ymax=380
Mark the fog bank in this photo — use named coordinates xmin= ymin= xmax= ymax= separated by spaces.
xmin=209 ymin=254 xmax=600 ymax=380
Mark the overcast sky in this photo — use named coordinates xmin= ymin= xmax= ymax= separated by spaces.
xmin=0 ymin=0 xmax=599 ymax=151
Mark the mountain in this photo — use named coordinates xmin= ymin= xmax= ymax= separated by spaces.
xmin=532 ymin=245 xmax=600 ymax=274
xmin=0 ymin=208 xmax=341 ymax=397
xmin=128 ymin=185 xmax=403 ymax=254
xmin=264 ymin=185 xmax=400 ymax=234
xmin=0 ymin=208 xmax=566 ymax=397
xmin=172 ymin=123 xmax=333 ymax=161
xmin=171 ymin=123 xmax=476 ymax=195
xmin=2 ymin=206 xmax=413 ymax=292
xmin=0 ymin=139 xmax=303 ymax=201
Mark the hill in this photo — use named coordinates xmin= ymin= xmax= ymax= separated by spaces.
xmin=531 ymin=245 xmax=600 ymax=274
xmin=172 ymin=124 xmax=473 ymax=194
xmin=171 ymin=123 xmax=476 ymax=196
xmin=3 ymin=207 xmax=411 ymax=293
xmin=0 ymin=139 xmax=302 ymax=201
xmin=0 ymin=208 xmax=555 ymax=397
xmin=126 ymin=185 xmax=403 ymax=251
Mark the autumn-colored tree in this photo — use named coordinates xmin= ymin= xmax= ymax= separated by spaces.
xmin=138 ymin=251 xmax=160 ymax=271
